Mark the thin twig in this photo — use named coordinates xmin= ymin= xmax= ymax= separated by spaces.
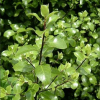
xmin=35 ymin=18 xmax=46 ymax=100
xmin=25 ymin=58 xmax=35 ymax=68
xmin=39 ymin=33 xmax=45 ymax=65
xmin=76 ymin=58 xmax=86 ymax=70
xmin=46 ymin=75 xmax=58 ymax=89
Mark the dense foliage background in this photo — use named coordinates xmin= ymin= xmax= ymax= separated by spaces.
xmin=0 ymin=0 xmax=100 ymax=100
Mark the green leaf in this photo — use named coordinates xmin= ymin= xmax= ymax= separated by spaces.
xmin=4 ymin=30 xmax=15 ymax=39
xmin=25 ymin=91 xmax=35 ymax=100
xmin=1 ymin=50 xmax=12 ymax=56
xmin=6 ymin=85 xmax=12 ymax=94
xmin=83 ymin=10 xmax=88 ymax=17
xmin=0 ymin=87 xmax=7 ymax=98
xmin=35 ymin=64 xmax=51 ymax=84
xmin=69 ymin=38 xmax=76 ymax=47
xmin=40 ymin=91 xmax=58 ymax=100
xmin=31 ymin=83 xmax=39 ymax=93
xmin=10 ymin=24 xmax=19 ymax=31
xmin=12 ymin=94 xmax=20 ymax=100
xmin=46 ymin=15 xmax=59 ymax=27
xmin=22 ymin=0 xmax=31 ymax=6
xmin=81 ymin=65 xmax=91 ymax=75
xmin=0 ymin=66 xmax=5 ymax=79
xmin=87 ymin=22 xmax=94 ymax=31
xmin=46 ymin=11 xmax=58 ymax=21
xmin=66 ymin=67 xmax=76 ymax=76
xmin=89 ymin=75 xmax=97 ymax=85
xmin=48 ymin=35 xmax=67 ymax=49
xmin=17 ymin=28 xmax=26 ymax=33
xmin=81 ymin=75 xmax=89 ymax=86
xmin=12 ymin=84 xmax=21 ymax=94
xmin=41 ymin=5 xmax=49 ymax=17
xmin=71 ymin=81 xmax=79 ymax=89
xmin=66 ymin=28 xmax=79 ymax=35
xmin=27 ymin=13 xmax=42 ymax=22
xmin=97 ymin=88 xmax=100 ymax=99
xmin=35 ymin=30 xmax=44 ymax=37
xmin=14 ymin=9 xmax=22 ymax=17
xmin=13 ymin=61 xmax=33 ymax=72
xmin=84 ymin=44 xmax=91 ymax=55
xmin=55 ymin=89 xmax=65 ymax=98
xmin=74 ymin=52 xmax=85 ymax=61
xmin=15 ymin=45 xmax=38 ymax=56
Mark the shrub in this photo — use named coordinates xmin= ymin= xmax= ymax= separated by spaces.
xmin=0 ymin=0 xmax=100 ymax=100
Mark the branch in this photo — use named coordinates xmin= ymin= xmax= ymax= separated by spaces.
xmin=39 ymin=33 xmax=45 ymax=65
xmin=76 ymin=58 xmax=86 ymax=70
xmin=35 ymin=18 xmax=46 ymax=100
xmin=39 ymin=18 xmax=46 ymax=65
xmin=40 ymin=58 xmax=87 ymax=93
xmin=39 ymin=79 xmax=71 ymax=93
xmin=25 ymin=58 xmax=35 ymax=68
xmin=46 ymin=75 xmax=58 ymax=89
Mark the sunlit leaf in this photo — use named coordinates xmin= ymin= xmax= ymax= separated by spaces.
xmin=13 ymin=61 xmax=33 ymax=72
xmin=48 ymin=35 xmax=67 ymax=49
xmin=40 ymin=91 xmax=58 ymax=100
xmin=15 ymin=45 xmax=38 ymax=56
xmin=4 ymin=30 xmax=15 ymax=39
xmin=89 ymin=75 xmax=97 ymax=85
xmin=74 ymin=52 xmax=85 ymax=61
xmin=0 ymin=87 xmax=7 ymax=98
xmin=27 ymin=13 xmax=42 ymax=22
xmin=35 ymin=64 xmax=51 ymax=84
xmin=41 ymin=5 xmax=49 ymax=17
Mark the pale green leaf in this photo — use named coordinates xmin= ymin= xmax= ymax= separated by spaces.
xmin=0 ymin=87 xmax=7 ymax=98
xmin=17 ymin=28 xmax=26 ymax=33
xmin=71 ymin=81 xmax=79 ymax=89
xmin=89 ymin=75 xmax=97 ymax=85
xmin=13 ymin=61 xmax=33 ymax=72
xmin=10 ymin=24 xmax=19 ymax=31
xmin=47 ymin=15 xmax=59 ymax=27
xmin=6 ymin=85 xmax=12 ymax=94
xmin=15 ymin=45 xmax=38 ymax=56
xmin=48 ymin=36 xmax=67 ymax=49
xmin=40 ymin=91 xmax=58 ymax=100
xmin=69 ymin=38 xmax=76 ymax=47
xmin=35 ymin=30 xmax=44 ymax=36
xmin=12 ymin=84 xmax=21 ymax=94
xmin=4 ymin=30 xmax=15 ymax=39
xmin=27 ymin=13 xmax=42 ymax=22
xmin=46 ymin=11 xmax=58 ymax=21
xmin=12 ymin=94 xmax=20 ymax=100
xmin=2 ymin=50 xmax=12 ymax=56
xmin=41 ymin=5 xmax=49 ymax=17
xmin=87 ymin=22 xmax=94 ymax=31
xmin=35 ymin=64 xmax=51 ymax=84
xmin=74 ymin=52 xmax=85 ymax=61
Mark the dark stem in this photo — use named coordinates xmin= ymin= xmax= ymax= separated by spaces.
xmin=39 ymin=79 xmax=71 ymax=93
xmin=76 ymin=58 xmax=86 ymax=70
xmin=25 ymin=58 xmax=35 ymax=68
xmin=39 ymin=18 xmax=46 ymax=65
xmin=39 ymin=33 xmax=45 ymax=65
xmin=35 ymin=18 xmax=46 ymax=100
xmin=46 ymin=75 xmax=58 ymax=89
xmin=40 ymin=58 xmax=87 ymax=93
